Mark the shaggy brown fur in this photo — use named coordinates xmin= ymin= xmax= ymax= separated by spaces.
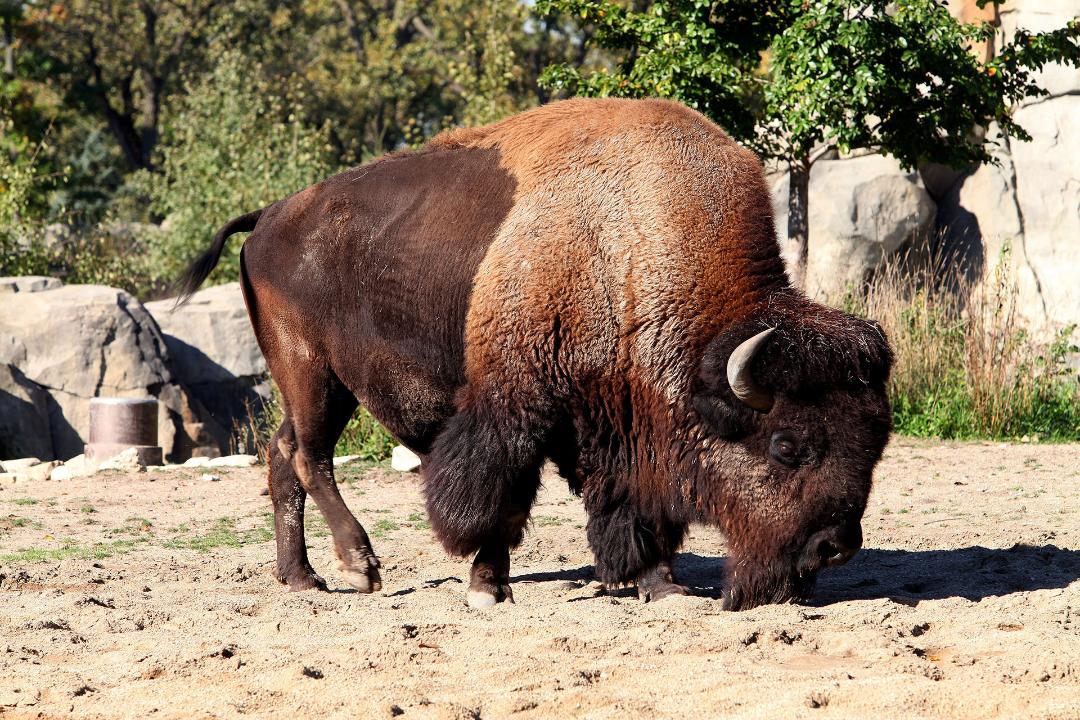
xmin=179 ymin=97 xmax=892 ymax=610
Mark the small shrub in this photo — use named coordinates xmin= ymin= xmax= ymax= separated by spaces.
xmin=231 ymin=387 xmax=283 ymax=464
xmin=0 ymin=119 xmax=161 ymax=295
xmin=336 ymin=409 xmax=396 ymax=461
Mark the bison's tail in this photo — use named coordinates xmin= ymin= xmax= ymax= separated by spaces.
xmin=173 ymin=208 xmax=263 ymax=308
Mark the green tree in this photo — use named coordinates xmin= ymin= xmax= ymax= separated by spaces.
xmin=30 ymin=0 xmax=228 ymax=171
xmin=539 ymin=0 xmax=1080 ymax=288
xmin=539 ymin=0 xmax=793 ymax=143
xmin=231 ymin=0 xmax=591 ymax=156
xmin=135 ymin=50 xmax=334 ymax=283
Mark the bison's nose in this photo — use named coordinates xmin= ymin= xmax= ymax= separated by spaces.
xmin=797 ymin=524 xmax=862 ymax=575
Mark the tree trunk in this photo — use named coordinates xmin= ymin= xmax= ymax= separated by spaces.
xmin=102 ymin=105 xmax=149 ymax=171
xmin=334 ymin=0 xmax=366 ymax=64
xmin=139 ymin=71 xmax=164 ymax=169
xmin=786 ymin=157 xmax=811 ymax=289
xmin=2 ymin=16 xmax=14 ymax=77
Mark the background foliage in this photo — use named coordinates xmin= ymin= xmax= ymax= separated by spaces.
xmin=130 ymin=50 xmax=335 ymax=284
xmin=1 ymin=0 xmax=595 ymax=289
xmin=2 ymin=0 xmax=1077 ymax=447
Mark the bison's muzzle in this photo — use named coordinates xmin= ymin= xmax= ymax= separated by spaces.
xmin=797 ymin=523 xmax=863 ymax=576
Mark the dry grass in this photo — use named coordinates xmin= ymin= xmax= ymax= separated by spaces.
xmin=844 ymin=244 xmax=1079 ymax=440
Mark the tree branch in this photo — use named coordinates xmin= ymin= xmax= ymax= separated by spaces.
xmin=335 ymin=0 xmax=367 ymax=64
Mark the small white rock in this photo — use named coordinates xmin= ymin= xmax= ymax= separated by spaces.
xmin=390 ymin=446 xmax=422 ymax=473
xmin=201 ymin=473 xmax=221 ymax=482
xmin=207 ymin=454 xmax=259 ymax=468
xmin=50 ymin=454 xmax=92 ymax=481
xmin=98 ymin=447 xmax=146 ymax=473
xmin=0 ymin=457 xmax=42 ymax=473
xmin=332 ymin=455 xmax=361 ymax=467
xmin=50 ymin=466 xmax=77 ymax=482
xmin=28 ymin=460 xmax=61 ymax=481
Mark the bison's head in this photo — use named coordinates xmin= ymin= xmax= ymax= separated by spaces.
xmin=691 ymin=292 xmax=893 ymax=610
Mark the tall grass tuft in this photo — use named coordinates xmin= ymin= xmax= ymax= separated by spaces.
xmin=231 ymin=382 xmax=396 ymax=463
xmin=842 ymin=245 xmax=1079 ymax=441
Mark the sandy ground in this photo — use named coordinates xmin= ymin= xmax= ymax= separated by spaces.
xmin=1 ymin=437 xmax=1079 ymax=719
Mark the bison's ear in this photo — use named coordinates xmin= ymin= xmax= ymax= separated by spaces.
xmin=692 ymin=393 xmax=747 ymax=438
xmin=693 ymin=322 xmax=773 ymax=438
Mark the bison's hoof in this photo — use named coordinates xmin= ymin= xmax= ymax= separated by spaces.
xmin=466 ymin=582 xmax=514 ymax=609
xmin=339 ymin=549 xmax=382 ymax=593
xmin=275 ymin=564 xmax=328 ymax=592
xmin=638 ymin=581 xmax=690 ymax=603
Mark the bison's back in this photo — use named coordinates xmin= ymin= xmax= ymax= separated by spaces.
xmin=240 ymin=143 xmax=517 ymax=451
xmin=444 ymin=98 xmax=788 ymax=405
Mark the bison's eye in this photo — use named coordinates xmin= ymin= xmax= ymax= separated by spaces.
xmin=769 ymin=432 xmax=800 ymax=467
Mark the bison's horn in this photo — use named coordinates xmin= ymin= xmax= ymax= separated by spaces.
xmin=726 ymin=328 xmax=775 ymax=413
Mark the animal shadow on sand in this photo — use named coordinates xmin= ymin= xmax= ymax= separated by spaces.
xmin=514 ymin=544 xmax=1080 ymax=605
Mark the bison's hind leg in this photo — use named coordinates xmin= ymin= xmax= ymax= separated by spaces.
xmin=424 ymin=401 xmax=549 ymax=608
xmin=275 ymin=361 xmax=382 ymax=593
xmin=268 ymin=418 xmax=326 ymax=591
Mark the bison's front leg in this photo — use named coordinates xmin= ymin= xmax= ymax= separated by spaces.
xmin=424 ymin=398 xmax=547 ymax=608
xmin=635 ymin=559 xmax=690 ymax=602
xmin=467 ymin=540 xmax=514 ymax=608
xmin=584 ymin=491 xmax=688 ymax=601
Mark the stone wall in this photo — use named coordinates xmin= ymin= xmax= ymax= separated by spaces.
xmin=937 ymin=0 xmax=1080 ymax=339
xmin=772 ymin=0 xmax=1080 ymax=340
xmin=145 ymin=282 xmax=272 ymax=446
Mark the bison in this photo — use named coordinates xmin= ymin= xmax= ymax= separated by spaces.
xmin=179 ymin=97 xmax=892 ymax=610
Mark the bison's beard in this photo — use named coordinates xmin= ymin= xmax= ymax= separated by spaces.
xmin=721 ymin=553 xmax=818 ymax=611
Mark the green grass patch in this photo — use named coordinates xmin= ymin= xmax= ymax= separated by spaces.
xmin=370 ymin=519 xmax=399 ymax=539
xmin=0 ymin=515 xmax=36 ymax=532
xmin=534 ymin=515 xmax=564 ymax=527
xmin=1 ymin=538 xmax=147 ymax=564
xmin=114 ymin=517 xmax=154 ymax=536
xmin=338 ymin=465 xmax=378 ymax=487
xmin=406 ymin=512 xmax=431 ymax=530
xmin=304 ymin=512 xmax=330 ymax=538
xmin=164 ymin=516 xmax=273 ymax=552
xmin=12 ymin=497 xmax=37 ymax=506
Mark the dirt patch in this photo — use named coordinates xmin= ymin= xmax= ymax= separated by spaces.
xmin=2 ymin=439 xmax=1079 ymax=718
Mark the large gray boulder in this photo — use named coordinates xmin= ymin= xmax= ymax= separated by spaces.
xmin=771 ymin=153 xmax=937 ymax=298
xmin=0 ymin=281 xmax=224 ymax=461
xmin=145 ymin=282 xmax=270 ymax=443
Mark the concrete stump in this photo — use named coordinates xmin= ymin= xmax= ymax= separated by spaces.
xmin=85 ymin=397 xmax=163 ymax=466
